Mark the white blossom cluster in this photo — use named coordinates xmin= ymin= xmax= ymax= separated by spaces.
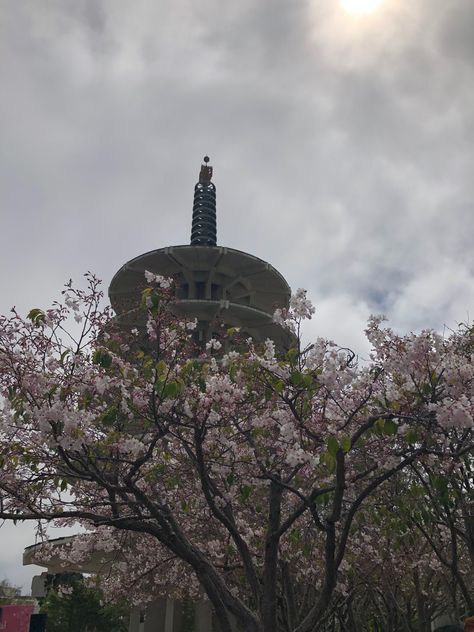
xmin=144 ymin=270 xmax=173 ymax=289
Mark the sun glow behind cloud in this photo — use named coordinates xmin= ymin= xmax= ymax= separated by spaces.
xmin=340 ymin=0 xmax=385 ymax=14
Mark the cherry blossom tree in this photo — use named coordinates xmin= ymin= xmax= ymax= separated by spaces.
xmin=0 ymin=273 xmax=473 ymax=632
xmin=402 ymin=458 xmax=474 ymax=618
xmin=337 ymin=474 xmax=461 ymax=631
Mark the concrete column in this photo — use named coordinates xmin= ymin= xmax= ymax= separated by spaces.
xmin=431 ymin=614 xmax=460 ymax=630
xmin=195 ymin=600 xmax=213 ymax=632
xmin=164 ymin=598 xmax=174 ymax=632
xmin=172 ymin=600 xmax=183 ymax=632
xmin=144 ymin=598 xmax=166 ymax=632
xmin=129 ymin=608 xmax=141 ymax=632
xmin=30 ymin=573 xmax=48 ymax=598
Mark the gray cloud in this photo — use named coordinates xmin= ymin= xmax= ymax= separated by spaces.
xmin=1 ymin=0 xmax=474 ymax=590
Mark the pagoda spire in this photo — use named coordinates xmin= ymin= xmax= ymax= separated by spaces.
xmin=190 ymin=156 xmax=217 ymax=246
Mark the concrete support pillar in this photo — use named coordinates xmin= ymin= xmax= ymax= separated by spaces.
xmin=195 ymin=600 xmax=213 ymax=632
xmin=130 ymin=597 xmax=215 ymax=632
xmin=144 ymin=598 xmax=166 ymax=632
xmin=164 ymin=598 xmax=174 ymax=632
xmin=431 ymin=614 xmax=460 ymax=630
xmin=172 ymin=600 xmax=183 ymax=632
xmin=129 ymin=608 xmax=141 ymax=632
xmin=30 ymin=573 xmax=48 ymax=598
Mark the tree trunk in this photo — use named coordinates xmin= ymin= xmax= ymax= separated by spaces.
xmin=414 ymin=569 xmax=431 ymax=632
xmin=262 ymin=479 xmax=283 ymax=632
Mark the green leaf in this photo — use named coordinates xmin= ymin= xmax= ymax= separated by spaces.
xmin=432 ymin=475 xmax=448 ymax=494
xmin=141 ymin=287 xmax=152 ymax=306
xmin=141 ymin=288 xmax=160 ymax=311
xmin=302 ymin=374 xmax=314 ymax=388
xmin=421 ymin=382 xmax=432 ymax=396
xmin=290 ymin=371 xmax=304 ymax=387
xmin=286 ymin=347 xmax=299 ymax=363
xmin=374 ymin=418 xmax=385 ymax=436
xmin=251 ymin=426 xmax=264 ymax=438
xmin=27 ymin=308 xmax=46 ymax=326
xmin=327 ymin=435 xmax=339 ymax=457
xmin=316 ymin=492 xmax=330 ymax=506
xmin=155 ymin=360 xmax=167 ymax=379
xmin=160 ymin=380 xmax=182 ymax=399
xmin=240 ymin=484 xmax=252 ymax=501
xmin=321 ymin=452 xmax=336 ymax=473
xmin=142 ymin=358 xmax=154 ymax=380
xmin=100 ymin=404 xmax=118 ymax=426
xmin=384 ymin=419 xmax=397 ymax=436
xmin=226 ymin=472 xmax=235 ymax=486
xmin=274 ymin=380 xmax=285 ymax=394
xmin=59 ymin=350 xmax=70 ymax=366
xmin=341 ymin=435 xmax=351 ymax=453
xmin=92 ymin=349 xmax=112 ymax=369
xmin=225 ymin=543 xmax=237 ymax=555
xmin=227 ymin=364 xmax=237 ymax=382
xmin=154 ymin=463 xmax=166 ymax=477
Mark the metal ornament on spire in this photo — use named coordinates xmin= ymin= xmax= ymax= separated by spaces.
xmin=190 ymin=156 xmax=217 ymax=246
xmin=199 ymin=155 xmax=213 ymax=183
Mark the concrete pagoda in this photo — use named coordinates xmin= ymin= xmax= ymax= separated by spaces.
xmin=108 ymin=156 xmax=292 ymax=351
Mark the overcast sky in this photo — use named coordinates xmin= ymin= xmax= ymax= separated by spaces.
xmin=1 ymin=0 xmax=473 ymax=591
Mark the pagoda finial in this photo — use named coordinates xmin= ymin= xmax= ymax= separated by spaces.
xmin=191 ymin=156 xmax=217 ymax=247
xmin=199 ymin=155 xmax=213 ymax=184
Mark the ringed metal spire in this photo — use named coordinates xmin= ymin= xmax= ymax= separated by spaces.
xmin=190 ymin=156 xmax=217 ymax=246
